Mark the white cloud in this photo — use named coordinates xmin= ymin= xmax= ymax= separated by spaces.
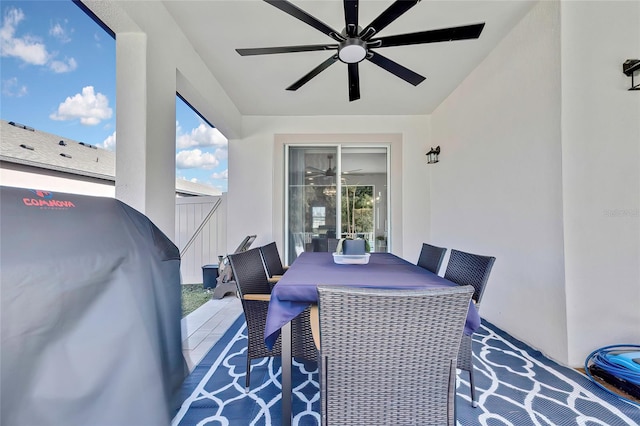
xmin=49 ymin=23 xmax=64 ymax=39
xmin=2 ymin=77 xmax=27 ymax=97
xmin=50 ymin=86 xmax=113 ymax=125
xmin=93 ymin=31 xmax=102 ymax=48
xmin=213 ymin=147 xmax=228 ymax=161
xmin=176 ymin=149 xmax=220 ymax=169
xmin=49 ymin=21 xmax=72 ymax=43
xmin=211 ymin=169 xmax=228 ymax=180
xmin=1 ymin=7 xmax=49 ymax=65
xmin=176 ymin=123 xmax=228 ymax=149
xmin=99 ymin=131 xmax=116 ymax=151
xmin=177 ymin=176 xmax=199 ymax=183
xmin=49 ymin=57 xmax=77 ymax=73
xmin=1 ymin=8 xmax=76 ymax=73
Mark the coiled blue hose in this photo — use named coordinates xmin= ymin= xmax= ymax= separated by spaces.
xmin=584 ymin=344 xmax=640 ymax=407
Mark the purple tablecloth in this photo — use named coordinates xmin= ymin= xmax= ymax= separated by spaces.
xmin=264 ymin=252 xmax=480 ymax=349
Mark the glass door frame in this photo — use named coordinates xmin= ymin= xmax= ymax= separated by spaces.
xmin=284 ymin=143 xmax=391 ymax=262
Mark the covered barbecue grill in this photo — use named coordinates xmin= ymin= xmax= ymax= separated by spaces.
xmin=0 ymin=186 xmax=186 ymax=426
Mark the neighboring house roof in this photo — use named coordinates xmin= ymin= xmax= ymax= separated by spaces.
xmin=0 ymin=119 xmax=221 ymax=196
xmin=174 ymin=178 xmax=222 ymax=197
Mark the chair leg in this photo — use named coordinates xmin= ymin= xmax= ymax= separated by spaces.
xmin=469 ymin=367 xmax=477 ymax=408
xmin=245 ymin=357 xmax=251 ymax=393
xmin=449 ymin=359 xmax=456 ymax=426
xmin=459 ymin=333 xmax=478 ymax=407
xmin=319 ymin=356 xmax=326 ymax=426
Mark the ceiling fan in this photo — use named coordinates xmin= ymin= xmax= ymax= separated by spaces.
xmin=306 ymin=154 xmax=362 ymax=179
xmin=306 ymin=154 xmax=337 ymax=178
xmin=236 ymin=0 xmax=485 ymax=101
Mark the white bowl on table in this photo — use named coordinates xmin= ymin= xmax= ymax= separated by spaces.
xmin=332 ymin=253 xmax=370 ymax=265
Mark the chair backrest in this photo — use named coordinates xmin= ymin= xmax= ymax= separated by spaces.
xmin=228 ymin=247 xmax=282 ymax=362
xmin=227 ymin=248 xmax=272 ymax=297
xmin=417 ymin=242 xmax=447 ymax=274
xmin=312 ymin=237 xmax=328 ymax=252
xmin=327 ymin=238 xmax=339 ymax=253
xmin=317 ymin=285 xmax=473 ymax=426
xmin=259 ymin=242 xmax=285 ymax=277
xmin=233 ymin=234 xmax=257 ymax=253
xmin=443 ymin=249 xmax=496 ymax=305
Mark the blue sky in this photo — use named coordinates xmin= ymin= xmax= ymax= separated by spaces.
xmin=0 ymin=0 xmax=228 ymax=192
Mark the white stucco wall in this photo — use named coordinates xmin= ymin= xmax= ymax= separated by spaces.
xmin=561 ymin=1 xmax=640 ymax=366
xmin=228 ymin=115 xmax=430 ymax=261
xmin=430 ymin=1 xmax=568 ymax=362
xmin=0 ymin=168 xmax=115 ymax=197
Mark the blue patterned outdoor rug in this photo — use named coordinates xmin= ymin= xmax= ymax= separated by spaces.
xmin=173 ymin=316 xmax=640 ymax=426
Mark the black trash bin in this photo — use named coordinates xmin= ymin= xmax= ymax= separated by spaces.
xmin=202 ymin=265 xmax=219 ymax=289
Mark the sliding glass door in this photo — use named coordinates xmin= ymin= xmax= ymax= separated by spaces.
xmin=285 ymin=145 xmax=389 ymax=263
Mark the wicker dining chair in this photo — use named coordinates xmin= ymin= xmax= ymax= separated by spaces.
xmin=443 ymin=249 xmax=496 ymax=407
xmin=317 ymin=285 xmax=474 ymax=426
xmin=259 ymin=242 xmax=287 ymax=284
xmin=227 ymin=248 xmax=317 ymax=392
xmin=417 ymin=242 xmax=447 ymax=274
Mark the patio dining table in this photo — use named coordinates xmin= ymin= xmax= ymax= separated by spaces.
xmin=265 ymin=251 xmax=481 ymax=426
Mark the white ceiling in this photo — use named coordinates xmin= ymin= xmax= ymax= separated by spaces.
xmin=161 ymin=1 xmax=535 ymax=116
xmin=89 ymin=0 xmax=535 ymax=117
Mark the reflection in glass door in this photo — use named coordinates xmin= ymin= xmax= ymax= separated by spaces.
xmin=285 ymin=145 xmax=388 ymax=263
xmin=286 ymin=146 xmax=339 ymax=264
xmin=341 ymin=146 xmax=389 ymax=254
xmin=342 ymin=184 xmax=374 ymax=250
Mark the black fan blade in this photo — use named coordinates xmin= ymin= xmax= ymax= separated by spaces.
xmin=372 ymin=23 xmax=485 ymax=48
xmin=348 ymin=63 xmax=360 ymax=101
xmin=344 ymin=0 xmax=359 ymax=37
xmin=264 ymin=0 xmax=344 ymax=42
xmin=236 ymin=44 xmax=337 ymax=56
xmin=306 ymin=166 xmax=326 ymax=173
xmin=287 ymin=55 xmax=339 ymax=91
xmin=360 ymin=0 xmax=420 ymax=40
xmin=367 ymin=51 xmax=425 ymax=86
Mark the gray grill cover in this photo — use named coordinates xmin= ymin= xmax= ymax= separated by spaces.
xmin=0 ymin=186 xmax=186 ymax=426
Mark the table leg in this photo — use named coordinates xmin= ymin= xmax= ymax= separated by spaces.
xmin=282 ymin=321 xmax=292 ymax=426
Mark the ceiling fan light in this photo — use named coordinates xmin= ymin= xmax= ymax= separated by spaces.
xmin=338 ymin=40 xmax=366 ymax=63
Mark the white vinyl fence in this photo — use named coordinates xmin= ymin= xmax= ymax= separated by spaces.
xmin=175 ymin=194 xmax=227 ymax=284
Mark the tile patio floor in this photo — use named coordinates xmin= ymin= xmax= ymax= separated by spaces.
xmin=181 ymin=294 xmax=243 ymax=372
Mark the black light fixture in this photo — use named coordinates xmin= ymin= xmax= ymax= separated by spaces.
xmin=426 ymin=146 xmax=440 ymax=164
xmin=623 ymin=59 xmax=640 ymax=91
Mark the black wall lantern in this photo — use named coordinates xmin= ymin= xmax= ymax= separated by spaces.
xmin=426 ymin=146 xmax=440 ymax=164
xmin=623 ymin=59 xmax=640 ymax=91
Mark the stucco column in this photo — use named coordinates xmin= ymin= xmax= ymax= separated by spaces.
xmin=115 ymin=33 xmax=176 ymax=240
